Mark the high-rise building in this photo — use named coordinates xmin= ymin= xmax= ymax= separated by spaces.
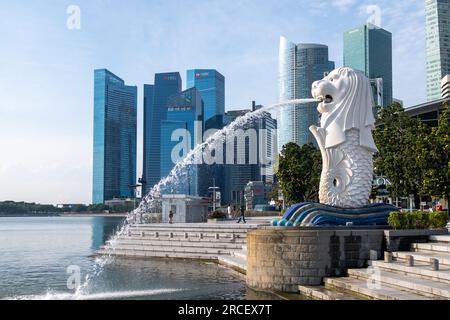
xmin=224 ymin=102 xmax=277 ymax=205
xmin=186 ymin=69 xmax=225 ymax=128
xmin=142 ymin=73 xmax=182 ymax=195
xmin=187 ymin=69 xmax=226 ymax=201
xmin=92 ymin=69 xmax=137 ymax=204
xmin=344 ymin=23 xmax=393 ymax=107
xmin=160 ymin=88 xmax=204 ymax=196
xmin=426 ymin=0 xmax=450 ymax=101
xmin=277 ymin=37 xmax=335 ymax=150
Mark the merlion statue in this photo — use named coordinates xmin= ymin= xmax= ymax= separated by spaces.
xmin=310 ymin=67 xmax=378 ymax=208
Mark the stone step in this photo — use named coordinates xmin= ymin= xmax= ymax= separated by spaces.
xmin=100 ymin=244 xmax=232 ymax=255
xmin=429 ymin=235 xmax=450 ymax=243
xmin=347 ymin=268 xmax=450 ymax=299
xmin=118 ymin=234 xmax=247 ymax=241
xmin=412 ymin=243 xmax=450 ymax=254
xmin=130 ymin=224 xmax=258 ymax=232
xmin=128 ymin=231 xmax=248 ymax=239
xmin=324 ymin=277 xmax=432 ymax=300
xmin=96 ymin=248 xmax=218 ymax=261
xmin=298 ymin=285 xmax=361 ymax=300
xmin=108 ymin=239 xmax=244 ymax=250
xmin=126 ymin=231 xmax=247 ymax=239
xmin=232 ymin=250 xmax=247 ymax=260
xmin=218 ymin=255 xmax=247 ymax=274
xmin=393 ymin=251 xmax=450 ymax=266
xmin=370 ymin=260 xmax=450 ymax=284
xmin=127 ymin=233 xmax=247 ymax=241
xmin=128 ymin=230 xmax=250 ymax=238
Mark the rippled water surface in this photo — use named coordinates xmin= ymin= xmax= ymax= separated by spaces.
xmin=0 ymin=217 xmax=262 ymax=300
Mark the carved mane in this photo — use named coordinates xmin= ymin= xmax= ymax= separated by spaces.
xmin=320 ymin=67 xmax=378 ymax=152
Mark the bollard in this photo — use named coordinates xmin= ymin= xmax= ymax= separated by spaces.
xmin=170 ymin=232 xmax=174 ymax=239
xmin=128 ymin=230 xmax=132 ymax=237
xmin=384 ymin=252 xmax=392 ymax=263
xmin=431 ymin=258 xmax=440 ymax=271
xmin=199 ymin=233 xmax=204 ymax=240
xmin=184 ymin=233 xmax=189 ymax=239
xmin=141 ymin=231 xmax=145 ymax=238
xmin=215 ymin=233 xmax=220 ymax=240
xmin=155 ymin=232 xmax=159 ymax=238
xmin=406 ymin=255 xmax=414 ymax=267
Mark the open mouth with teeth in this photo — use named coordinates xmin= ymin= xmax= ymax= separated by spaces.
xmin=317 ymin=94 xmax=334 ymax=104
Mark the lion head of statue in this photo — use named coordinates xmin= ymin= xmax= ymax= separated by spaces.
xmin=311 ymin=67 xmax=378 ymax=152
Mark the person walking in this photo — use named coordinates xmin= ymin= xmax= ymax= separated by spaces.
xmin=169 ymin=210 xmax=174 ymax=224
xmin=237 ymin=206 xmax=246 ymax=224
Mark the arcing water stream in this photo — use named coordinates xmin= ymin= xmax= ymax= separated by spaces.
xmin=74 ymin=98 xmax=318 ymax=298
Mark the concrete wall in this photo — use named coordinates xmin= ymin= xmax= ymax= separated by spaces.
xmin=246 ymin=227 xmax=384 ymax=292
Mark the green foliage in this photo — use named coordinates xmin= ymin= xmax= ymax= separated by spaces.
xmin=276 ymin=143 xmax=322 ymax=206
xmin=374 ymin=102 xmax=450 ymax=208
xmin=421 ymin=105 xmax=450 ymax=203
xmin=0 ymin=201 xmax=134 ymax=215
xmin=388 ymin=211 xmax=449 ymax=230
xmin=0 ymin=201 xmax=61 ymax=214
xmin=374 ymin=103 xmax=427 ymax=205
xmin=430 ymin=211 xmax=450 ymax=229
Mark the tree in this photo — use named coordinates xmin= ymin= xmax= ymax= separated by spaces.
xmin=374 ymin=102 xmax=428 ymax=208
xmin=421 ymin=104 xmax=450 ymax=205
xmin=275 ymin=143 xmax=322 ymax=205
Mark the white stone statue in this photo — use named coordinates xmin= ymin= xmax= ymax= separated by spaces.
xmin=310 ymin=67 xmax=378 ymax=208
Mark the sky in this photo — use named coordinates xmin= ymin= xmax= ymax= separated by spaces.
xmin=0 ymin=0 xmax=426 ymax=205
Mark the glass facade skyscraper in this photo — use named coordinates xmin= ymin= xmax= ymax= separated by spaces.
xmin=187 ymin=69 xmax=226 ymax=200
xmin=142 ymin=73 xmax=182 ymax=195
xmin=160 ymin=88 xmax=204 ymax=196
xmin=426 ymin=0 xmax=450 ymax=101
xmin=344 ymin=23 xmax=393 ymax=107
xmin=223 ymin=103 xmax=277 ymax=205
xmin=92 ymin=69 xmax=137 ymax=204
xmin=186 ymin=69 xmax=225 ymax=128
xmin=277 ymin=37 xmax=335 ymax=150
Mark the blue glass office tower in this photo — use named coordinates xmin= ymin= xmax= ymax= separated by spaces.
xmin=160 ymin=88 xmax=204 ymax=196
xmin=92 ymin=69 xmax=137 ymax=204
xmin=344 ymin=24 xmax=393 ymax=107
xmin=187 ymin=69 xmax=225 ymax=129
xmin=187 ymin=69 xmax=226 ymax=200
xmin=143 ymin=73 xmax=182 ymax=195
xmin=277 ymin=37 xmax=335 ymax=150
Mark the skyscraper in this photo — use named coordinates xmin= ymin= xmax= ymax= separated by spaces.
xmin=92 ymin=69 xmax=137 ymax=204
xmin=277 ymin=37 xmax=335 ymax=151
xmin=343 ymin=23 xmax=393 ymax=107
xmin=186 ymin=69 xmax=225 ymax=129
xmin=224 ymin=102 xmax=277 ymax=205
xmin=187 ymin=69 xmax=226 ymax=201
xmin=160 ymin=88 xmax=204 ymax=196
xmin=426 ymin=0 xmax=450 ymax=101
xmin=142 ymin=73 xmax=182 ymax=195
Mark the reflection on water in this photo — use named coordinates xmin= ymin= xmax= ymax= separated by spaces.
xmin=0 ymin=217 xmax=294 ymax=300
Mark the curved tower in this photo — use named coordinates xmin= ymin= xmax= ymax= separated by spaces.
xmin=277 ymin=37 xmax=335 ymax=151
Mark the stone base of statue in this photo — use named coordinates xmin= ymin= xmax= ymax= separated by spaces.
xmin=272 ymin=202 xmax=398 ymax=227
